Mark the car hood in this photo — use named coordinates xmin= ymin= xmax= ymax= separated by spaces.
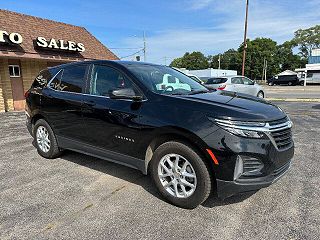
xmin=175 ymin=90 xmax=286 ymax=121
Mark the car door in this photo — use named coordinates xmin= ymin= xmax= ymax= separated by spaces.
xmin=242 ymin=77 xmax=256 ymax=95
xmin=81 ymin=63 xmax=144 ymax=158
xmin=230 ymin=77 xmax=244 ymax=93
xmin=41 ymin=64 xmax=89 ymax=142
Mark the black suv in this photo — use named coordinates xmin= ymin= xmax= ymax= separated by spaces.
xmin=267 ymin=75 xmax=301 ymax=86
xmin=26 ymin=61 xmax=294 ymax=208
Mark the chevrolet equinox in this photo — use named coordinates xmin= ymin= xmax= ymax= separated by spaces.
xmin=25 ymin=61 xmax=294 ymax=209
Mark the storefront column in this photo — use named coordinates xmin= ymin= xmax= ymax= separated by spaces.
xmin=0 ymin=58 xmax=14 ymax=111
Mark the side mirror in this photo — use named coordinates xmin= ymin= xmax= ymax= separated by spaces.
xmin=109 ymin=88 xmax=143 ymax=101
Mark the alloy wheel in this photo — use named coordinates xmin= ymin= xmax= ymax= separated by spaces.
xmin=36 ymin=126 xmax=51 ymax=153
xmin=158 ymin=154 xmax=197 ymax=198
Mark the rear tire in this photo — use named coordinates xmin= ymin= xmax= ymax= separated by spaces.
xmin=150 ymin=141 xmax=212 ymax=209
xmin=288 ymin=82 xmax=292 ymax=86
xmin=34 ymin=119 xmax=62 ymax=159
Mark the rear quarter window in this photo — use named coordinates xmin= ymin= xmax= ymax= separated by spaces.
xmin=32 ymin=69 xmax=58 ymax=89
xmin=49 ymin=65 xmax=87 ymax=93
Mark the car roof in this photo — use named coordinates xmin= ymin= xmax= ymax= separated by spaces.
xmin=48 ymin=60 xmax=163 ymax=70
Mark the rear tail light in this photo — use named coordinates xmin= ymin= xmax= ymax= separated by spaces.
xmin=217 ymin=85 xmax=226 ymax=90
xmin=24 ymin=90 xmax=29 ymax=98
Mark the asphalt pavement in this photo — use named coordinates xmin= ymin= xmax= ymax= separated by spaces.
xmin=264 ymin=85 xmax=320 ymax=100
xmin=0 ymin=102 xmax=319 ymax=240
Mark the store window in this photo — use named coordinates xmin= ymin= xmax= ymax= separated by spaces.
xmin=9 ymin=65 xmax=21 ymax=77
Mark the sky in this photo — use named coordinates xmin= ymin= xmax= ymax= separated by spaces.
xmin=1 ymin=0 xmax=320 ymax=64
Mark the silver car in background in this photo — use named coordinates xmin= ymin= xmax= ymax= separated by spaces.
xmin=203 ymin=75 xmax=265 ymax=98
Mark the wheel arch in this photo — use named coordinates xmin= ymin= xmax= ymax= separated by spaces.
xmin=144 ymin=126 xmax=216 ymax=179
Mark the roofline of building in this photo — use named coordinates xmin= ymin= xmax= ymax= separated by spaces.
xmin=0 ymin=9 xmax=84 ymax=29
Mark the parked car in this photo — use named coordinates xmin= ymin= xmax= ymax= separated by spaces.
xmin=204 ymin=76 xmax=265 ymax=98
xmin=155 ymin=74 xmax=191 ymax=91
xmin=186 ymin=74 xmax=204 ymax=84
xmin=171 ymin=67 xmax=204 ymax=84
xmin=26 ymin=61 xmax=294 ymax=209
xmin=267 ymin=75 xmax=300 ymax=86
xmin=298 ymin=72 xmax=320 ymax=85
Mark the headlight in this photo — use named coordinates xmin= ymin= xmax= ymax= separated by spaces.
xmin=209 ymin=118 xmax=266 ymax=138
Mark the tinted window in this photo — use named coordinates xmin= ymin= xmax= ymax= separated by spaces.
xmin=206 ymin=78 xmax=227 ymax=84
xmin=49 ymin=65 xmax=87 ymax=93
xmin=33 ymin=69 xmax=58 ymax=88
xmin=90 ymin=65 xmax=136 ymax=96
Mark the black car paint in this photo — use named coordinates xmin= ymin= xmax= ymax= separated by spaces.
xmin=268 ymin=75 xmax=300 ymax=85
xmin=26 ymin=60 xmax=294 ymax=199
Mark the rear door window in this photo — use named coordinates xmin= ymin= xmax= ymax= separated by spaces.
xmin=207 ymin=78 xmax=227 ymax=84
xmin=89 ymin=64 xmax=137 ymax=97
xmin=49 ymin=65 xmax=87 ymax=93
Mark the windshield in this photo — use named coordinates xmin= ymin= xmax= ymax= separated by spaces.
xmin=126 ymin=64 xmax=209 ymax=95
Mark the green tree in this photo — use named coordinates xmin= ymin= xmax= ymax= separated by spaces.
xmin=207 ymin=49 xmax=241 ymax=72
xmin=292 ymin=25 xmax=320 ymax=57
xmin=170 ymin=51 xmax=209 ymax=70
xmin=169 ymin=57 xmax=184 ymax=68
xmin=277 ymin=41 xmax=307 ymax=71
xmin=239 ymin=38 xmax=280 ymax=79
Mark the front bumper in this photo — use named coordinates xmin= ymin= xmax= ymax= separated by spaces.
xmin=25 ymin=111 xmax=33 ymax=136
xmin=216 ymin=160 xmax=291 ymax=199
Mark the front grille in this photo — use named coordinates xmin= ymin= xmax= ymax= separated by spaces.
xmin=268 ymin=117 xmax=289 ymax=126
xmin=270 ymin=127 xmax=293 ymax=150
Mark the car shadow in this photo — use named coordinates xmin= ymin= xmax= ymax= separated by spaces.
xmin=201 ymin=191 xmax=258 ymax=208
xmin=60 ymin=150 xmax=256 ymax=208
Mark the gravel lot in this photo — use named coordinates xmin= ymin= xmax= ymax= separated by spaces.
xmin=0 ymin=102 xmax=319 ymax=240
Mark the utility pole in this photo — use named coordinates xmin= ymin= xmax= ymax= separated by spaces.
xmin=143 ymin=31 xmax=146 ymax=62
xmin=261 ymin=57 xmax=265 ymax=81
xmin=264 ymin=59 xmax=267 ymax=81
xmin=218 ymin=54 xmax=221 ymax=69
xmin=241 ymin=0 xmax=249 ymax=76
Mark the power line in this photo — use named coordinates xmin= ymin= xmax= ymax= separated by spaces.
xmin=109 ymin=47 xmax=143 ymax=50
xmin=120 ymin=49 xmax=143 ymax=59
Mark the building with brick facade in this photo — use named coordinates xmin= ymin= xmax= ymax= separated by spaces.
xmin=0 ymin=9 xmax=118 ymax=112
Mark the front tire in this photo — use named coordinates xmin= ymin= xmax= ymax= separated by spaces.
xmin=257 ymin=91 xmax=264 ymax=98
xmin=34 ymin=119 xmax=62 ymax=159
xmin=150 ymin=141 xmax=212 ymax=209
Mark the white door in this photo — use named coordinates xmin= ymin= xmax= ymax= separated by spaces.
xmin=230 ymin=77 xmax=244 ymax=93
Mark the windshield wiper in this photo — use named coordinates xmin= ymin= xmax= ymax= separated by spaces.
xmin=188 ymin=89 xmax=210 ymax=95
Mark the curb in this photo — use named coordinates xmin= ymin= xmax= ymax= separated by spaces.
xmin=266 ymin=98 xmax=320 ymax=102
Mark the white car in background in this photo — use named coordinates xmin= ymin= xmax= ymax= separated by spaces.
xmin=204 ymin=75 xmax=265 ymax=98
xmin=156 ymin=74 xmax=191 ymax=91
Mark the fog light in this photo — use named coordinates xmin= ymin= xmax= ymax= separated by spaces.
xmin=241 ymin=156 xmax=264 ymax=177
